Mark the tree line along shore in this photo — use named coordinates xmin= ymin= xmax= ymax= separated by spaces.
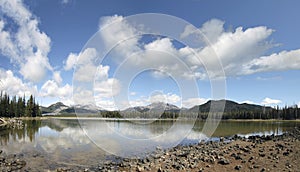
xmin=0 ymin=92 xmax=300 ymax=120
xmin=0 ymin=92 xmax=41 ymax=118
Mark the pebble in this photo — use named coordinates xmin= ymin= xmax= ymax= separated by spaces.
xmin=218 ymin=158 xmax=230 ymax=165
xmin=234 ymin=165 xmax=242 ymax=170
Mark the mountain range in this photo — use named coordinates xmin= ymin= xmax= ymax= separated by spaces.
xmin=40 ymin=99 xmax=272 ymax=116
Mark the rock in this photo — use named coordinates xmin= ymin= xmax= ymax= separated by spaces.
xmin=240 ymin=147 xmax=251 ymax=153
xmin=32 ymin=153 xmax=39 ymax=158
xmin=16 ymin=164 xmax=24 ymax=169
xmin=56 ymin=167 xmax=71 ymax=172
xmin=234 ymin=165 xmax=242 ymax=170
xmin=177 ymin=152 xmax=189 ymax=158
xmin=259 ymin=153 xmax=265 ymax=157
xmin=16 ymin=159 xmax=26 ymax=165
xmin=283 ymin=151 xmax=289 ymax=156
xmin=218 ymin=158 xmax=230 ymax=165
xmin=136 ymin=166 xmax=144 ymax=172
xmin=253 ymin=165 xmax=260 ymax=169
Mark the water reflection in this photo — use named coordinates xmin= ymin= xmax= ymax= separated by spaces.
xmin=0 ymin=120 xmax=41 ymax=146
xmin=0 ymin=119 xmax=299 ymax=169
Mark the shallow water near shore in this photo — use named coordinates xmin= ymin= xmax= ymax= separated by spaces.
xmin=0 ymin=118 xmax=299 ymax=170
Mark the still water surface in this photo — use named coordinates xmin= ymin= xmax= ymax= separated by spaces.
xmin=0 ymin=118 xmax=299 ymax=169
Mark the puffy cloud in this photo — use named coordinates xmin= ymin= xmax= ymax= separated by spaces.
xmin=98 ymin=15 xmax=195 ymax=81
xmin=149 ymin=93 xmax=181 ymax=104
xmin=178 ymin=19 xmax=276 ymax=78
xmin=64 ymin=53 xmax=78 ymax=71
xmin=19 ymin=52 xmax=51 ymax=82
xmin=243 ymin=49 xmax=300 ymax=74
xmin=182 ymin=97 xmax=207 ymax=108
xmin=199 ymin=19 xmax=225 ymax=43
xmin=93 ymin=69 xmax=121 ymax=109
xmin=298 ymin=102 xmax=300 ymax=107
xmin=98 ymin=16 xmax=298 ymax=82
xmin=94 ymin=78 xmax=121 ymax=98
xmin=180 ymin=19 xmax=224 ymax=44
xmin=194 ymin=26 xmax=273 ymax=77
xmin=72 ymin=51 xmax=121 ymax=109
xmin=180 ymin=20 xmax=300 ymax=78
xmin=0 ymin=69 xmax=37 ymax=97
xmin=73 ymin=87 xmax=94 ymax=105
xmin=95 ymin=99 xmax=116 ymax=111
xmin=261 ymin=97 xmax=282 ymax=105
xmin=99 ymin=15 xmax=140 ymax=59
xmin=73 ymin=48 xmax=98 ymax=82
xmin=40 ymin=80 xmax=72 ymax=99
xmin=180 ymin=24 xmax=197 ymax=39
xmin=53 ymin=71 xmax=62 ymax=85
xmin=0 ymin=0 xmax=52 ymax=82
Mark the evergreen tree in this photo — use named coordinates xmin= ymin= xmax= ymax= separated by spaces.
xmin=25 ymin=95 xmax=34 ymax=117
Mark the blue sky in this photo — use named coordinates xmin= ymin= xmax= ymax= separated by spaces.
xmin=0 ymin=0 xmax=300 ymax=110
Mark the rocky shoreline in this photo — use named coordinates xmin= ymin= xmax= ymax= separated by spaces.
xmin=99 ymin=127 xmax=300 ymax=172
xmin=1 ymin=127 xmax=299 ymax=172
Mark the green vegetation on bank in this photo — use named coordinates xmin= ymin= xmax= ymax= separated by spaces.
xmin=195 ymin=100 xmax=300 ymax=120
xmin=0 ymin=92 xmax=41 ymax=118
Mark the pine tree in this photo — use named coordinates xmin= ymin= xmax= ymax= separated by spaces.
xmin=25 ymin=95 xmax=34 ymax=117
xmin=17 ymin=97 xmax=23 ymax=117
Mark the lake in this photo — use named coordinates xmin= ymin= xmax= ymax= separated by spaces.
xmin=0 ymin=118 xmax=299 ymax=170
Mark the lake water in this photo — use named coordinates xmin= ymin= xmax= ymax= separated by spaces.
xmin=0 ymin=118 xmax=299 ymax=170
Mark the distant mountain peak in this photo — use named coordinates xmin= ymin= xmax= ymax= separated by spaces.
xmin=52 ymin=102 xmax=67 ymax=106
xmin=123 ymin=102 xmax=180 ymax=113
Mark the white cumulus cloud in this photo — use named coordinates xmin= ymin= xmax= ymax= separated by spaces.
xmin=73 ymin=48 xmax=98 ymax=82
xmin=97 ymin=16 xmax=300 ymax=82
xmin=40 ymin=80 xmax=72 ymax=99
xmin=64 ymin=52 xmax=78 ymax=71
xmin=0 ymin=69 xmax=38 ymax=97
xmin=99 ymin=15 xmax=140 ymax=60
xmin=243 ymin=49 xmax=300 ymax=74
xmin=53 ymin=71 xmax=62 ymax=85
xmin=0 ymin=0 xmax=53 ymax=82
xmin=149 ymin=93 xmax=181 ymax=104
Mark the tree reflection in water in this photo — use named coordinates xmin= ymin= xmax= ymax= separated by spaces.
xmin=0 ymin=120 xmax=41 ymax=146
